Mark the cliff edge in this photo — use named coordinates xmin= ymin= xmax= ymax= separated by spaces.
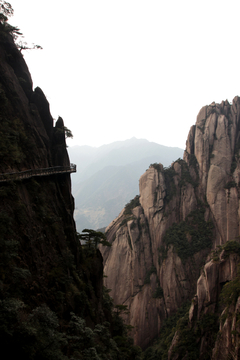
xmin=101 ymin=96 xmax=240 ymax=355
xmin=0 ymin=15 xmax=142 ymax=359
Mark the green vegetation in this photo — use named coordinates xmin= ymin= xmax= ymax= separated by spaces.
xmin=149 ymin=162 xmax=176 ymax=205
xmin=120 ymin=216 xmax=135 ymax=227
xmin=0 ymin=0 xmax=21 ymax=41
xmin=54 ymin=122 xmax=73 ymax=141
xmin=224 ymin=180 xmax=237 ymax=190
xmin=169 ymin=312 xmax=218 ymax=360
xmin=1 ymin=3 xmax=227 ymax=358
xmin=124 ymin=195 xmax=140 ymax=215
xmin=0 ymin=172 xmax=143 ymax=358
xmin=0 ymin=189 xmax=141 ymax=359
xmin=220 ymin=263 xmax=240 ymax=307
xmin=149 ymin=163 xmax=162 ymax=172
xmin=175 ymin=158 xmax=198 ymax=188
xmin=222 ymin=239 xmax=240 ymax=257
xmin=161 ymin=205 xmax=213 ymax=263
xmin=77 ymin=229 xmax=111 ymax=249
xmin=143 ymin=302 xmax=219 ymax=360
xmin=163 ymin=166 xmax=177 ymax=203
xmin=150 ymin=158 xmax=199 ymax=207
xmin=63 ymin=126 xmax=73 ymax=139
xmin=211 ymin=239 xmax=240 ymax=262
xmin=142 ymin=302 xmax=191 ymax=360
xmin=188 ymin=153 xmax=199 ymax=178
xmin=120 ymin=195 xmax=140 ymax=235
xmin=0 ymin=1 xmax=42 ymax=51
xmin=0 ymin=3 xmax=144 ymax=358
xmin=0 ymin=298 xmax=142 ymax=360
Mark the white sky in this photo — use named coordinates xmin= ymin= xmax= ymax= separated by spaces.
xmin=8 ymin=0 xmax=240 ymax=149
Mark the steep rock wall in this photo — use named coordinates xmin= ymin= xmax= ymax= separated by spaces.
xmin=184 ymin=98 xmax=240 ymax=246
xmin=0 ymin=20 xmax=148 ymax=359
xmin=101 ymin=96 xmax=240 ymax=349
xmin=0 ymin=27 xmax=104 ymax=333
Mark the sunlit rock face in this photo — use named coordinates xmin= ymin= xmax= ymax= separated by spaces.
xmin=100 ymin=96 xmax=240 ymax=349
xmin=185 ymin=98 xmax=240 ymax=246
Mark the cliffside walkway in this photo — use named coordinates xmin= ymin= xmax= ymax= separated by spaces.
xmin=0 ymin=164 xmax=76 ymax=183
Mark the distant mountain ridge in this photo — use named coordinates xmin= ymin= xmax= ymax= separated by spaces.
xmin=68 ymin=138 xmax=183 ymax=231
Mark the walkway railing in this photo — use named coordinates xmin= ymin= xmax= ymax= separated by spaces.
xmin=0 ymin=163 xmax=76 ymax=183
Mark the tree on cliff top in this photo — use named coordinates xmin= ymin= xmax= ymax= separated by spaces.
xmin=77 ymin=229 xmax=111 ymax=249
xmin=0 ymin=1 xmax=42 ymax=51
xmin=0 ymin=0 xmax=22 ymax=40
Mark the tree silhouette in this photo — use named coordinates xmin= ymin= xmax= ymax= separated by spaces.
xmin=77 ymin=229 xmax=111 ymax=249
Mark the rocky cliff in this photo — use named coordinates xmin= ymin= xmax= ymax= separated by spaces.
xmin=0 ymin=14 xmax=142 ymax=359
xmin=101 ymin=96 xmax=240 ymax=356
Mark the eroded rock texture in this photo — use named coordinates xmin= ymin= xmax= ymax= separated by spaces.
xmin=101 ymin=96 xmax=240 ymax=350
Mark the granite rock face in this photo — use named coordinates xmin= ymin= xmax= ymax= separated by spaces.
xmin=101 ymin=96 xmax=240 ymax=350
xmin=211 ymin=295 xmax=240 ymax=360
xmin=185 ymin=98 xmax=240 ymax=246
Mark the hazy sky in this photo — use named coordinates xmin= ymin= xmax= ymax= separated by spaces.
xmin=8 ymin=0 xmax=240 ymax=149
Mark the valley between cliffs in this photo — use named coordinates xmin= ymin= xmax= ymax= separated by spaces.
xmin=101 ymin=96 xmax=240 ymax=357
xmin=2 ymin=3 xmax=240 ymax=358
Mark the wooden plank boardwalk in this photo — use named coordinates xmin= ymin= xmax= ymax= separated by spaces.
xmin=0 ymin=164 xmax=76 ymax=183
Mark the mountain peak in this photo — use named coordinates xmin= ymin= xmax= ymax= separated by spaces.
xmin=101 ymin=96 xmax=240 ymax=353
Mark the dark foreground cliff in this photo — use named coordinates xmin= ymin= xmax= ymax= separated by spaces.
xmin=0 ymin=15 xmax=142 ymax=360
xmin=101 ymin=97 xmax=240 ymax=358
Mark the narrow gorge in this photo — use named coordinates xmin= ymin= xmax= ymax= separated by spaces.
xmin=1 ymin=2 xmax=240 ymax=358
